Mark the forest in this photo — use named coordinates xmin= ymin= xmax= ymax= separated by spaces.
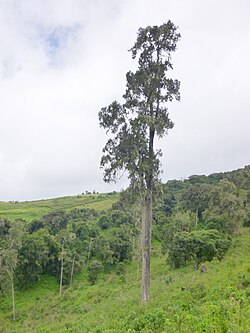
xmin=1 ymin=165 xmax=250 ymax=332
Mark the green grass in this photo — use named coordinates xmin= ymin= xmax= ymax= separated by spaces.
xmin=0 ymin=192 xmax=119 ymax=222
xmin=1 ymin=228 xmax=250 ymax=332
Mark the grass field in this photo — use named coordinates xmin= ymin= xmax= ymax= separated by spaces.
xmin=0 ymin=192 xmax=119 ymax=222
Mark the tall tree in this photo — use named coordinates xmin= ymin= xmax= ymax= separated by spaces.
xmin=99 ymin=21 xmax=181 ymax=303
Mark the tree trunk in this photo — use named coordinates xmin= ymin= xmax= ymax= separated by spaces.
xmin=59 ymin=245 xmax=64 ymax=296
xmin=195 ymin=208 xmax=198 ymax=228
xmin=70 ymin=255 xmax=75 ymax=287
xmin=141 ymin=192 xmax=152 ymax=304
xmin=87 ymin=238 xmax=93 ymax=266
xmin=11 ymin=278 xmax=15 ymax=321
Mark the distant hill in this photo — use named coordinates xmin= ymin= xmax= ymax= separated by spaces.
xmin=0 ymin=192 xmax=119 ymax=221
xmin=1 ymin=165 xmax=249 ymax=222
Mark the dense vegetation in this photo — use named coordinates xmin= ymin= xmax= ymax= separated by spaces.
xmin=0 ymin=166 xmax=250 ymax=332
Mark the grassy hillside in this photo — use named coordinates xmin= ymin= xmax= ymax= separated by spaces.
xmin=0 ymin=192 xmax=119 ymax=222
xmin=1 ymin=228 xmax=250 ymax=332
xmin=1 ymin=167 xmax=249 ymax=332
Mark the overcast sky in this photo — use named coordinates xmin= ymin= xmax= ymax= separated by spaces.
xmin=0 ymin=0 xmax=249 ymax=201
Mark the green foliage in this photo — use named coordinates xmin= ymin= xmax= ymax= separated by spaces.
xmin=111 ymin=210 xmax=133 ymax=227
xmin=71 ymin=220 xmax=99 ymax=242
xmin=162 ymin=191 xmax=176 ymax=215
xmin=126 ymin=308 xmax=165 ymax=332
xmin=115 ymin=262 xmax=126 ymax=276
xmin=15 ymin=229 xmax=58 ymax=289
xmin=181 ymin=183 xmax=210 ymax=220
xmin=159 ymin=211 xmax=196 ymax=253
xmin=8 ymin=206 xmax=136 ymax=288
xmin=0 ymin=166 xmax=249 ymax=330
xmin=27 ymin=218 xmax=45 ymax=233
xmin=168 ymin=229 xmax=231 ymax=269
xmin=243 ymin=193 xmax=250 ymax=227
xmin=204 ymin=179 xmax=246 ymax=234
xmin=0 ymin=220 xmax=24 ymax=292
xmin=106 ymin=226 xmax=133 ymax=263
xmin=203 ymin=215 xmax=227 ymax=232
xmin=87 ymin=260 xmax=103 ymax=285
xmin=1 ymin=228 xmax=250 ymax=332
xmin=156 ymin=168 xmax=248 ymax=266
xmin=91 ymin=235 xmax=113 ymax=266
xmin=42 ymin=210 xmax=68 ymax=235
xmin=0 ymin=219 xmax=11 ymax=238
xmin=97 ymin=214 xmax=111 ymax=230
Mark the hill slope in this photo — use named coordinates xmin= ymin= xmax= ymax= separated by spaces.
xmin=0 ymin=192 xmax=119 ymax=221
xmin=1 ymin=166 xmax=249 ymax=332
xmin=1 ymin=228 xmax=250 ymax=332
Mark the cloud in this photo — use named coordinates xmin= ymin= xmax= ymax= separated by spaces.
xmin=0 ymin=0 xmax=249 ymax=201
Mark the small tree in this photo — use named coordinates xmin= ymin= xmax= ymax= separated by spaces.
xmin=99 ymin=21 xmax=181 ymax=303
xmin=15 ymin=228 xmax=51 ymax=289
xmin=168 ymin=229 xmax=230 ymax=269
xmin=0 ymin=220 xmax=24 ymax=320
xmin=56 ymin=230 xmax=76 ymax=296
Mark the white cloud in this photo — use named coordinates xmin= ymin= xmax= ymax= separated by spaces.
xmin=0 ymin=0 xmax=249 ymax=201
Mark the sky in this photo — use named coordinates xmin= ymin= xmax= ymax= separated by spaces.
xmin=0 ymin=0 xmax=249 ymax=201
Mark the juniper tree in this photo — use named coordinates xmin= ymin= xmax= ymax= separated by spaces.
xmin=99 ymin=21 xmax=181 ymax=303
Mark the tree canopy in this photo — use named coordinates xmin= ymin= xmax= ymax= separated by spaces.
xmin=99 ymin=21 xmax=180 ymax=192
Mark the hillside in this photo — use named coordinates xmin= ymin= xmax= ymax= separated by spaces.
xmin=0 ymin=192 xmax=119 ymax=222
xmin=1 ymin=228 xmax=250 ymax=332
xmin=0 ymin=166 xmax=250 ymax=332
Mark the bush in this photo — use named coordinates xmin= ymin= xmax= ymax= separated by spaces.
xmin=126 ymin=309 xmax=165 ymax=332
xmin=168 ymin=229 xmax=231 ymax=269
